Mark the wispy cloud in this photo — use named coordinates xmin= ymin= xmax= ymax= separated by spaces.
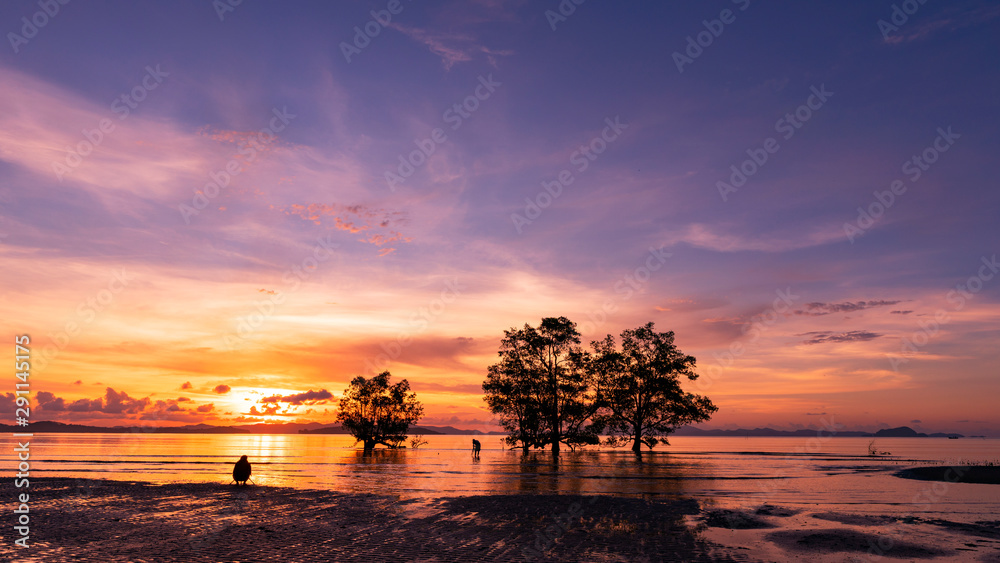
xmin=796 ymin=300 xmax=901 ymax=316
xmin=275 ymin=203 xmax=411 ymax=255
xmin=800 ymin=331 xmax=883 ymax=345
xmin=390 ymin=24 xmax=513 ymax=69
xmin=665 ymin=223 xmax=843 ymax=253
xmin=884 ymin=4 xmax=1000 ymax=44
xmin=260 ymin=389 xmax=334 ymax=405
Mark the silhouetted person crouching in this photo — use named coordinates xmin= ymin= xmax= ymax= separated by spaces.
xmin=472 ymin=439 xmax=481 ymax=459
xmin=233 ymin=455 xmax=252 ymax=485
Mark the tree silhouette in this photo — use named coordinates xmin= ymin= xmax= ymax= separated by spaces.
xmin=592 ymin=323 xmax=716 ymax=452
xmin=336 ymin=371 xmax=423 ymax=451
xmin=483 ymin=317 xmax=599 ymax=453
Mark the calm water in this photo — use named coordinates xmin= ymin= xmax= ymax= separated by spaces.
xmin=7 ymin=434 xmax=1000 ymax=521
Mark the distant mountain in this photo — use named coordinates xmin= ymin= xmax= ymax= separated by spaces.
xmin=233 ymin=422 xmax=327 ymax=434
xmin=0 ymin=421 xmax=248 ymax=434
xmin=672 ymin=425 xmax=963 ymax=438
xmin=673 ymin=426 xmax=867 ymax=437
xmin=2 ymin=421 xmax=965 ymax=438
xmin=874 ymin=426 xmax=924 ymax=437
xmin=298 ymin=424 xmax=483 ymax=435
xmin=872 ymin=426 xmax=963 ymax=438
xmin=414 ymin=425 xmax=484 ymax=435
xmin=297 ymin=425 xmax=350 ymax=434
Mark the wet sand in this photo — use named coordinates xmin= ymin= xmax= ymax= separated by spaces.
xmin=5 ymin=477 xmax=1000 ymax=562
xmin=896 ymin=465 xmax=1000 ymax=485
xmin=1 ymin=478 xmax=733 ymax=563
xmin=697 ymin=505 xmax=1000 ymax=562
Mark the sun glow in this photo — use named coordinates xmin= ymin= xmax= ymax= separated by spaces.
xmin=225 ymin=387 xmax=322 ymax=422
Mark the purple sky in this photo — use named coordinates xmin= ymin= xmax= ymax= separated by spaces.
xmin=1 ymin=0 xmax=998 ymax=434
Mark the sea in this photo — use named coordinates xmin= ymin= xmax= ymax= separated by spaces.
xmin=7 ymin=434 xmax=999 ymax=522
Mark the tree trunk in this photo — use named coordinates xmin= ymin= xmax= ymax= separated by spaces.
xmin=364 ymin=439 xmax=376 ymax=451
xmin=632 ymin=426 xmax=642 ymax=452
xmin=552 ymin=439 xmax=560 ymax=454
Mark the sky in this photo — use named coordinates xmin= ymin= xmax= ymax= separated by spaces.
xmin=1 ymin=0 xmax=998 ymax=435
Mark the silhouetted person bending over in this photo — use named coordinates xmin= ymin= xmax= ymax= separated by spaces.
xmin=233 ymin=455 xmax=252 ymax=485
xmin=472 ymin=439 xmax=481 ymax=459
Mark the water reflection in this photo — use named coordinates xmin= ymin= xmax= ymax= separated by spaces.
xmin=514 ymin=451 xmax=561 ymax=495
xmin=10 ymin=434 xmax=1000 ymax=518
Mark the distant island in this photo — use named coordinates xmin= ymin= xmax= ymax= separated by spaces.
xmin=298 ymin=424 xmax=488 ymax=436
xmin=671 ymin=425 xmax=964 ymax=439
xmin=0 ymin=421 xmax=966 ymax=438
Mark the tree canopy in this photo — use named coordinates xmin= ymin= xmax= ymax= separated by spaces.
xmin=483 ymin=319 xmax=717 ymax=453
xmin=336 ymin=371 xmax=423 ymax=451
xmin=592 ymin=322 xmax=717 ymax=451
xmin=483 ymin=317 xmax=600 ymax=453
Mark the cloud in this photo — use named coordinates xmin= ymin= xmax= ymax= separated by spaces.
xmin=390 ymin=24 xmax=513 ymax=69
xmin=36 ymin=391 xmax=66 ymax=412
xmin=42 ymin=388 xmax=151 ymax=415
xmin=353 ymin=335 xmax=486 ymax=373
xmin=911 ymin=419 xmax=922 ymax=424
xmin=795 ymin=300 xmax=901 ymax=316
xmin=276 ymin=203 xmax=411 ymax=255
xmin=665 ymin=223 xmax=843 ymax=253
xmin=801 ymin=331 xmax=883 ymax=345
xmin=890 ymin=310 xmax=913 ymax=315
xmin=410 ymin=382 xmax=484 ymax=395
xmin=0 ymin=393 xmax=16 ymax=414
xmin=180 ymin=382 xmax=192 ymax=390
xmin=260 ymin=389 xmax=334 ymax=405
xmin=279 ymin=203 xmax=404 ymax=232
xmin=213 ymin=384 xmax=231 ymax=394
xmin=655 ymin=296 xmax=728 ymax=313
xmin=32 ymin=388 xmax=214 ymax=423
xmin=883 ymin=4 xmax=1000 ymax=44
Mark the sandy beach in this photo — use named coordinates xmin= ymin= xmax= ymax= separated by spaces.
xmin=2 ymin=478 xmax=730 ymax=563
xmin=4 ymin=477 xmax=999 ymax=562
